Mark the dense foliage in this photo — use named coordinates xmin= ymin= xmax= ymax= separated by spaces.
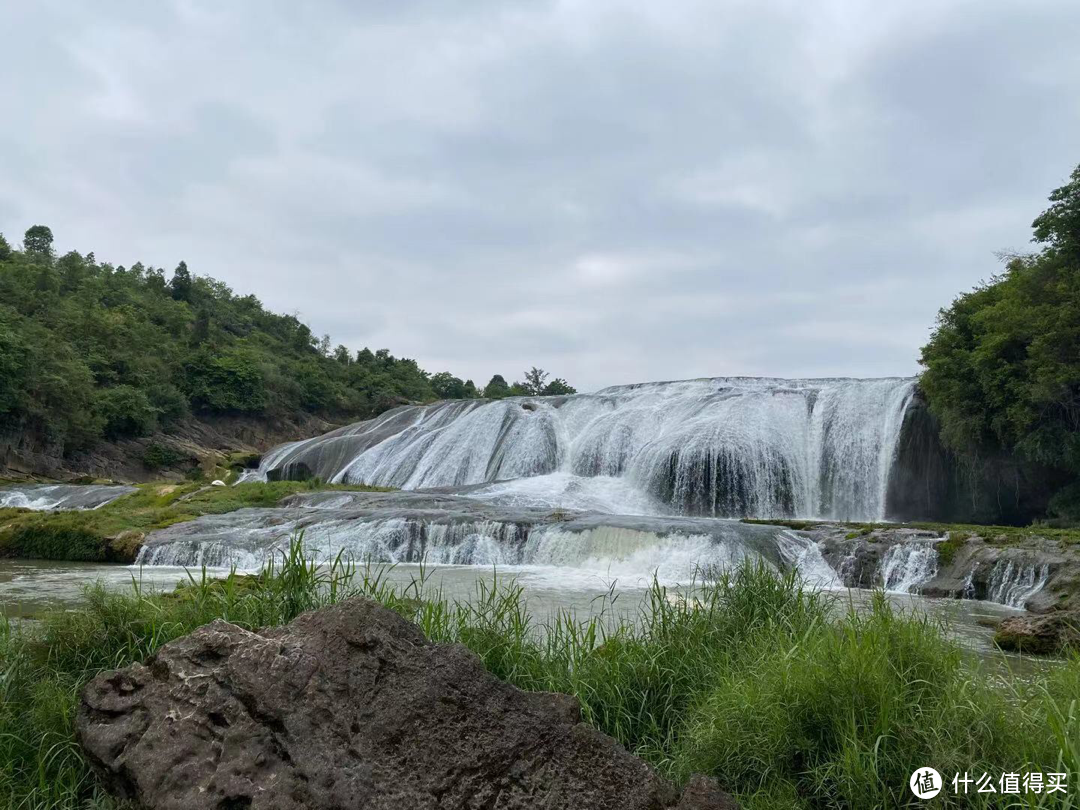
xmin=1 ymin=557 xmax=1076 ymax=809
xmin=483 ymin=367 xmax=577 ymax=398
xmin=920 ymin=164 xmax=1080 ymax=519
xmin=0 ymin=227 xmax=575 ymax=454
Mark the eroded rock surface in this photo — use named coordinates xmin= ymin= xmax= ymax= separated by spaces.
xmin=77 ymin=598 xmax=737 ymax=810
xmin=994 ymin=610 xmax=1080 ymax=655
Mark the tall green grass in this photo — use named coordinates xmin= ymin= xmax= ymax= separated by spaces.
xmin=0 ymin=541 xmax=1077 ymax=809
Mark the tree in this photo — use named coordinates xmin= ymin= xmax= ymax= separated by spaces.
xmin=96 ymin=385 xmax=158 ymax=438
xmin=0 ymin=224 xmax=476 ymax=453
xmin=23 ymin=225 xmax=54 ymax=258
xmin=483 ymin=374 xmax=511 ymax=399
xmin=522 ymin=367 xmax=549 ymax=396
xmin=170 ymin=261 xmax=193 ymax=302
xmin=1032 ymin=163 xmax=1080 ymax=261
xmin=431 ymin=372 xmax=477 ymax=400
xmin=184 ymin=350 xmax=267 ymax=414
xmin=920 ymin=161 xmax=1080 ymax=519
xmin=542 ymin=378 xmax=577 ymax=396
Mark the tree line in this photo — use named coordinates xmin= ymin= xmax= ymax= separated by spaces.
xmin=919 ymin=162 xmax=1080 ymax=521
xmin=0 ymin=228 xmax=574 ymax=454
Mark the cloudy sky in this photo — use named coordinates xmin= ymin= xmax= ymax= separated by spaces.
xmin=2 ymin=1 xmax=1079 ymax=391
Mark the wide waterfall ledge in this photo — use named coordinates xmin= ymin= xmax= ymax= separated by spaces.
xmin=242 ymin=376 xmax=918 ymax=522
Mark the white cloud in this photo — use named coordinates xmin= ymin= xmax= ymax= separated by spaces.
xmin=2 ymin=0 xmax=1079 ymax=391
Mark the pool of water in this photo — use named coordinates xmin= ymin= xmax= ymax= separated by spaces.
xmin=0 ymin=558 xmax=1030 ymax=659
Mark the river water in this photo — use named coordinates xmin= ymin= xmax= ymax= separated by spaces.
xmin=0 ymin=558 xmax=1025 ymax=659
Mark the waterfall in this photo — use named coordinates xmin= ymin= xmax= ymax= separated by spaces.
xmin=251 ymin=377 xmax=916 ymax=521
xmin=880 ymin=542 xmax=938 ymax=593
xmin=776 ymin=530 xmax=841 ymax=589
xmin=987 ymin=559 xmax=1049 ymax=608
xmin=134 ymin=503 xmax=842 ymax=588
xmin=0 ymin=484 xmax=136 ymax=511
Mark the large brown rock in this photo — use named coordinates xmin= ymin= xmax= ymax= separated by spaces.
xmin=994 ymin=610 xmax=1080 ymax=655
xmin=77 ymin=598 xmax=737 ymax=809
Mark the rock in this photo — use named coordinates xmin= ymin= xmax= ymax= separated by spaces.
xmin=77 ymin=598 xmax=737 ymax=810
xmin=105 ymin=529 xmax=146 ymax=563
xmin=210 ymin=479 xmax=227 ymax=487
xmin=994 ymin=611 xmax=1080 ymax=656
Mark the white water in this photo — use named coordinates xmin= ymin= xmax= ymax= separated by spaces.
xmin=139 ymin=376 xmax=930 ymax=595
xmin=0 ymin=484 xmax=136 ymax=511
xmin=880 ymin=542 xmax=938 ymax=594
xmin=136 ymin=514 xmax=788 ymax=589
xmin=253 ymin=377 xmax=916 ymax=521
xmin=777 ymin=530 xmax=842 ymax=589
xmin=987 ymin=559 xmax=1050 ymax=609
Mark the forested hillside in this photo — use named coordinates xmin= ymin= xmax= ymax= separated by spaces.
xmin=0 ymin=226 xmax=573 ymax=459
xmin=920 ymin=163 xmax=1080 ymax=521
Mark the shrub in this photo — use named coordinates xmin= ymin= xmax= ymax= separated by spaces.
xmin=96 ymin=385 xmax=158 ymax=439
xmin=142 ymin=443 xmax=187 ymax=470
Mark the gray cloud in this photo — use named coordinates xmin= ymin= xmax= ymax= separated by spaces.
xmin=2 ymin=0 xmax=1079 ymax=390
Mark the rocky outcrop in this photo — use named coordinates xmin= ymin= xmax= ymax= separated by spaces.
xmin=994 ymin=611 xmax=1080 ymax=655
xmin=0 ymin=412 xmax=338 ymax=484
xmin=77 ymin=598 xmax=737 ymax=810
xmin=884 ymin=389 xmax=1068 ymax=525
xmin=809 ymin=524 xmax=1080 ymax=612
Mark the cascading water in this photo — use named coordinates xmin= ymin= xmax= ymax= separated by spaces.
xmin=880 ymin=542 xmax=938 ymax=593
xmin=987 ymin=559 xmax=1050 ymax=609
xmin=134 ymin=497 xmax=792 ymax=588
xmin=252 ymin=377 xmax=916 ymax=521
xmin=0 ymin=484 xmax=136 ymax=511
xmin=134 ymin=377 xmax=938 ymax=594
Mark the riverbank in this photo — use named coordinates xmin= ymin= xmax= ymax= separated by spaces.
xmin=1 ymin=551 xmax=1077 ymax=809
xmin=0 ymin=480 xmax=389 ymax=563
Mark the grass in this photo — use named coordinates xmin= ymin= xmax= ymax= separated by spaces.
xmin=0 ymin=543 xmax=1078 ymax=808
xmin=0 ymin=480 xmax=390 ymax=563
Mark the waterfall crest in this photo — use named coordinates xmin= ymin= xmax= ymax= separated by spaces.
xmin=253 ymin=377 xmax=916 ymax=521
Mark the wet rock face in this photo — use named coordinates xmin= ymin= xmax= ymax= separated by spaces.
xmin=77 ymin=598 xmax=737 ymax=810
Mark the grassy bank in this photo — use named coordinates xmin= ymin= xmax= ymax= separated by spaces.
xmin=0 ymin=480 xmax=389 ymax=562
xmin=1 ymin=548 xmax=1077 ymax=809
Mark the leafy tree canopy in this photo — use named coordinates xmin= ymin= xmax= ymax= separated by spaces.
xmin=920 ymin=163 xmax=1080 ymax=519
xmin=0 ymin=226 xmax=579 ymax=454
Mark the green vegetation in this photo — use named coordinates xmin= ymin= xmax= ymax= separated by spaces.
xmin=0 ymin=550 xmax=1077 ymax=809
xmin=936 ymin=531 xmax=972 ymax=566
xmin=920 ymin=163 xmax=1080 ymax=522
xmin=483 ymin=367 xmax=577 ymax=398
xmin=0 ymin=227 xmax=576 ymax=459
xmin=0 ymin=481 xmax=388 ymax=562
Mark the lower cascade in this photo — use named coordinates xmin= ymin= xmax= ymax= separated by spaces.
xmin=987 ymin=559 xmax=1050 ymax=609
xmin=0 ymin=484 xmax=136 ymax=511
xmin=880 ymin=542 xmax=939 ymax=594
xmin=135 ymin=492 xmax=793 ymax=587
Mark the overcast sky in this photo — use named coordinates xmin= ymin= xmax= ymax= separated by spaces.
xmin=2 ymin=1 xmax=1079 ymax=392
